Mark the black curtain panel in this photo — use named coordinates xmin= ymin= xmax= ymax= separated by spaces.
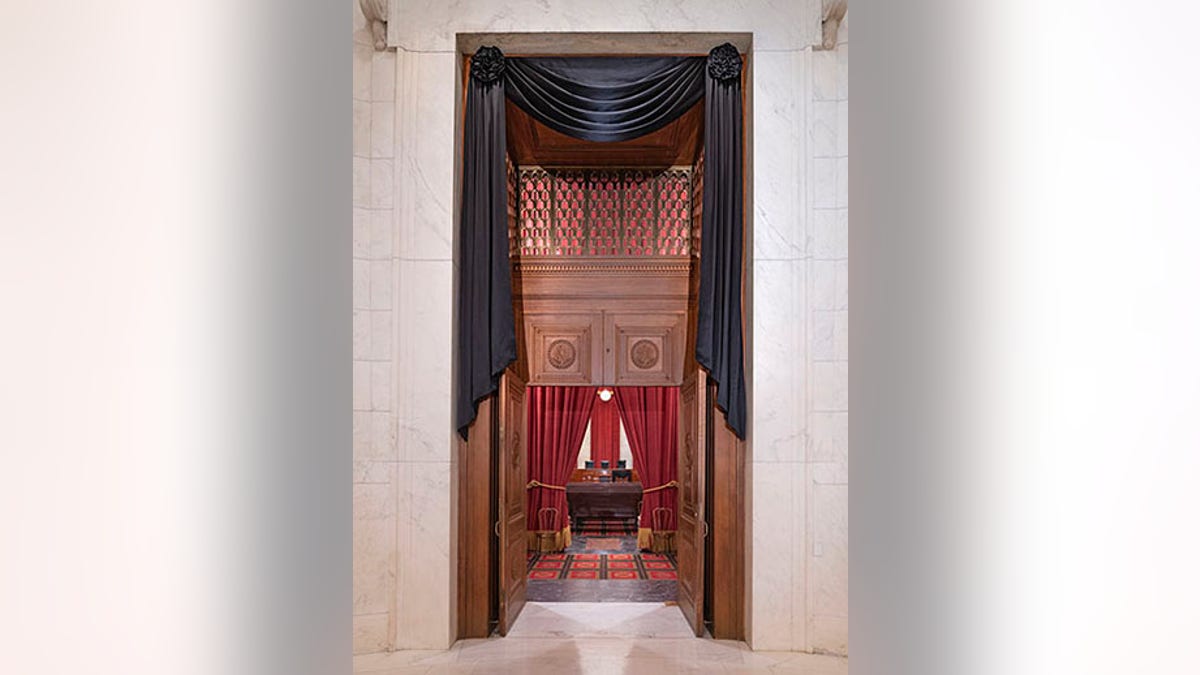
xmin=456 ymin=44 xmax=747 ymax=440
xmin=456 ymin=47 xmax=516 ymax=439
xmin=505 ymin=56 xmax=705 ymax=142
xmin=695 ymin=44 xmax=747 ymax=439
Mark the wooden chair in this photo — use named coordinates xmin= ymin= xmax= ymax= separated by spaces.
xmin=535 ymin=506 xmax=561 ymax=553
xmin=650 ymin=506 xmax=676 ymax=554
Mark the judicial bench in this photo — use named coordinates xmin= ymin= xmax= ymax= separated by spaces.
xmin=565 ymin=467 xmax=643 ymax=532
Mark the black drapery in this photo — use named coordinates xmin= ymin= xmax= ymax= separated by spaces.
xmin=505 ymin=57 xmax=706 ymax=142
xmin=456 ymin=47 xmax=516 ymax=440
xmin=695 ymin=45 xmax=747 ymax=438
xmin=456 ymin=44 xmax=747 ymax=440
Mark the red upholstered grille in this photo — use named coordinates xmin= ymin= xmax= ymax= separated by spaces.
xmin=516 ymin=167 xmax=694 ymax=258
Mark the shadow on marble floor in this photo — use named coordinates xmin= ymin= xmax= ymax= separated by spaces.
xmin=353 ymin=602 xmax=849 ymax=675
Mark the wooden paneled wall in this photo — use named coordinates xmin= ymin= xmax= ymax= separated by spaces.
xmin=515 ymin=259 xmax=691 ymax=387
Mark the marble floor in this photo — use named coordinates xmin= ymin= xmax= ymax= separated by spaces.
xmin=353 ymin=602 xmax=849 ymax=674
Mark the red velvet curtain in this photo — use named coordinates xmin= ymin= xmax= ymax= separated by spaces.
xmin=614 ymin=386 xmax=679 ymax=531
xmin=589 ymin=397 xmax=621 ymax=467
xmin=527 ymin=386 xmax=597 ymax=533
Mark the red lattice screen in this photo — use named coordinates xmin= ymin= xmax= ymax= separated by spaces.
xmin=516 ymin=168 xmax=694 ymax=257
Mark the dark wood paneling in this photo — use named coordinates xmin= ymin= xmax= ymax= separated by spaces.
xmin=606 ymin=312 xmax=686 ymax=385
xmin=676 ymin=368 xmax=707 ymax=636
xmin=709 ymin=391 xmax=746 ymax=639
xmin=457 ymin=397 xmax=493 ymax=638
xmin=497 ymin=370 xmax=528 ymax=635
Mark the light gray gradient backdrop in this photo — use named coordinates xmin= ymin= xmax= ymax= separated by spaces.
xmin=3 ymin=1 xmax=1200 ymax=674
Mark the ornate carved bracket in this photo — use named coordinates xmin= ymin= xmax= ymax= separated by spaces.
xmin=817 ymin=0 xmax=848 ymax=51
xmin=359 ymin=0 xmax=388 ymax=51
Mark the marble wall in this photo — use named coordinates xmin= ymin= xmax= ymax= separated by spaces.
xmin=352 ymin=0 xmax=849 ymax=657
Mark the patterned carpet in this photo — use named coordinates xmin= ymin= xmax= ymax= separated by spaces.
xmin=526 ymin=552 xmax=677 ymax=581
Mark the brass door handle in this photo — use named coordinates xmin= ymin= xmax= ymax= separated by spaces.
xmin=494 ymin=521 xmax=501 ymax=538
xmin=701 ymin=520 xmax=709 ymax=538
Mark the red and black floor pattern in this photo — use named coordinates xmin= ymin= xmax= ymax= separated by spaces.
xmin=526 ymin=552 xmax=677 ymax=581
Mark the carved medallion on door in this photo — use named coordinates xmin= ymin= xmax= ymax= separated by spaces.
xmin=525 ymin=313 xmax=601 ymax=385
xmin=605 ymin=312 xmax=685 ymax=385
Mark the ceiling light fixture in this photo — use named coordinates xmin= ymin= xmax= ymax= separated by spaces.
xmin=598 ymin=388 xmax=613 ymax=402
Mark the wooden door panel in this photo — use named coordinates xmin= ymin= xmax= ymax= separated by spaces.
xmin=676 ymin=369 xmax=706 ymax=636
xmin=497 ymin=369 xmax=528 ymax=635
xmin=605 ymin=312 xmax=686 ymax=385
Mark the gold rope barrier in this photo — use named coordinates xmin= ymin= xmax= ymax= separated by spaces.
xmin=642 ymin=480 xmax=679 ymax=493
xmin=525 ymin=480 xmax=566 ymax=491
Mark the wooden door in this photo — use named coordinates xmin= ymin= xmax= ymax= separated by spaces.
xmin=676 ymin=368 xmax=707 ymax=636
xmin=496 ymin=369 xmax=528 ymax=635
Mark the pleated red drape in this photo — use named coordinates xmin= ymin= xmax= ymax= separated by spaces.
xmin=589 ymin=397 xmax=621 ymax=467
xmin=526 ymin=386 xmax=597 ymax=540
xmin=614 ymin=386 xmax=679 ymax=548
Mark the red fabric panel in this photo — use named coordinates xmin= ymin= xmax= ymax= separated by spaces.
xmin=614 ymin=386 xmax=680 ymax=531
xmin=526 ymin=386 xmax=597 ymax=532
xmin=589 ymin=397 xmax=621 ymax=467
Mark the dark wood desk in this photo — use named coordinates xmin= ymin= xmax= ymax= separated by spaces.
xmin=566 ymin=481 xmax=643 ymax=531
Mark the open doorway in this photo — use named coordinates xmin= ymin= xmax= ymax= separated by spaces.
xmin=456 ymin=37 xmax=748 ymax=641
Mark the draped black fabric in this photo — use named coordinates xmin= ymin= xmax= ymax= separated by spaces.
xmin=456 ymin=70 xmax=516 ymax=439
xmin=505 ymin=57 xmax=705 ymax=143
xmin=456 ymin=44 xmax=746 ymax=440
xmin=695 ymin=54 xmax=747 ymax=439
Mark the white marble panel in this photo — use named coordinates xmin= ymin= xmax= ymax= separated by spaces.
xmin=836 ymin=100 xmax=849 ymax=157
xmin=353 ymin=259 xmax=370 ymax=310
xmin=810 ymin=209 xmax=847 ymax=260
xmin=750 ymin=461 xmax=796 ymax=650
xmin=353 ymin=410 xmax=371 ymax=458
xmin=812 ymin=49 xmax=839 ymax=102
xmin=369 ymin=411 xmax=396 ymax=460
xmin=353 ymin=613 xmax=389 ymax=655
xmin=389 ymin=0 xmax=817 ymax=52
xmin=353 ymin=360 xmax=371 ymax=411
xmin=353 ymin=99 xmax=371 ymax=158
xmin=811 ymin=482 xmax=848 ymax=621
xmin=371 ymin=50 xmax=396 ymax=102
xmin=369 ymin=208 xmax=393 ymax=260
xmin=811 ymin=616 xmax=848 ymax=656
xmin=812 ymin=157 xmax=838 ymax=209
xmin=369 ymin=310 xmax=392 ymax=361
xmin=370 ymin=361 xmax=392 ymax=411
xmin=350 ymin=456 xmax=393 ymax=482
xmin=811 ymin=260 xmax=848 ymax=310
xmin=354 ymin=482 xmax=396 ymax=614
xmin=395 ymin=461 xmax=454 ymax=649
xmin=790 ymin=460 xmax=811 ymax=652
xmin=811 ymin=361 xmax=848 ymax=412
xmin=369 ymin=159 xmax=394 ymax=209
xmin=369 ymin=100 xmax=394 ymax=159
xmin=837 ymin=43 xmax=848 ymax=100
xmin=353 ymin=207 xmax=371 ymax=259
xmin=811 ymin=100 xmax=837 ymax=158
xmin=353 ymin=156 xmax=371 ymax=209
xmin=836 ymin=156 xmax=848 ymax=208
xmin=368 ymin=259 xmax=392 ymax=310
xmin=396 ymin=51 xmax=456 ymax=261
xmin=812 ymin=310 xmax=847 ymax=361
xmin=396 ymin=259 xmax=453 ymax=462
xmin=752 ymin=260 xmax=804 ymax=462
xmin=751 ymin=50 xmax=804 ymax=261
xmin=353 ymin=42 xmax=372 ymax=101
xmin=353 ymin=309 xmax=371 ymax=359
xmin=807 ymin=411 xmax=847 ymax=464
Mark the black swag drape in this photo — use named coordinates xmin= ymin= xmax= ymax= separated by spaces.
xmin=456 ymin=44 xmax=747 ymax=440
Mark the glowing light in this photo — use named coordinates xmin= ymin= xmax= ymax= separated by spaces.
xmin=598 ymin=388 xmax=613 ymax=402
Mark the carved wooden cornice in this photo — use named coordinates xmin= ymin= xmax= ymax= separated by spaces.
xmin=514 ymin=258 xmax=692 ymax=276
